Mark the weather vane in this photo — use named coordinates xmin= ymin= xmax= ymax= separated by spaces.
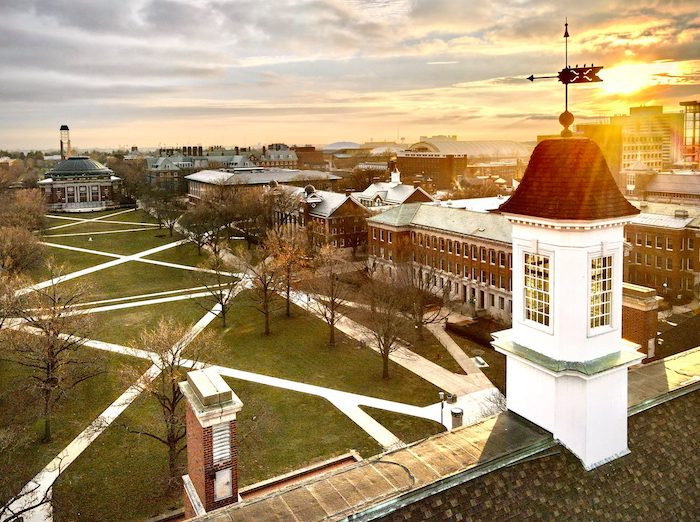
xmin=527 ymin=19 xmax=604 ymax=137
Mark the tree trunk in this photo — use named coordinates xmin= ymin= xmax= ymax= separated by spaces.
xmin=329 ymin=323 xmax=335 ymax=347
xmin=220 ymin=307 xmax=227 ymax=327
xmin=264 ymin=300 xmax=270 ymax=335
xmin=285 ymin=273 xmax=291 ymax=317
xmin=382 ymin=352 xmax=390 ymax=380
xmin=168 ymin=443 xmax=178 ymax=483
xmin=42 ymin=388 xmax=53 ymax=443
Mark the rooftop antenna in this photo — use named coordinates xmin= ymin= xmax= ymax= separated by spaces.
xmin=526 ymin=19 xmax=604 ymax=137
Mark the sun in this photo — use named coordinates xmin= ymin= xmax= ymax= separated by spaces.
xmin=599 ymin=63 xmax=654 ymax=95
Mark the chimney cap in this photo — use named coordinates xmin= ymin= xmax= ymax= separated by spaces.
xmin=188 ymin=368 xmax=234 ymax=406
xmin=60 ymin=124 xmax=69 ymax=131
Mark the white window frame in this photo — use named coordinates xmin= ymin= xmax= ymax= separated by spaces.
xmin=522 ymin=251 xmax=553 ymax=331
xmin=588 ymin=253 xmax=615 ymax=335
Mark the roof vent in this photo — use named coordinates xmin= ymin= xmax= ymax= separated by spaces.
xmin=639 ymin=202 xmax=648 ymax=208
xmin=674 ymin=209 xmax=689 ymax=218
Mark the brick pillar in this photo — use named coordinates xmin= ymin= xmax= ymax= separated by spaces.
xmin=622 ymin=282 xmax=659 ymax=358
xmin=180 ymin=368 xmax=243 ymax=519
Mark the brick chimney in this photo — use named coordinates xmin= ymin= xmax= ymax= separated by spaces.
xmin=621 ymin=283 xmax=660 ymax=359
xmin=180 ymin=368 xmax=243 ymax=519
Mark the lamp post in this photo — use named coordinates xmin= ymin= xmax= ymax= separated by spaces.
xmin=438 ymin=391 xmax=445 ymax=426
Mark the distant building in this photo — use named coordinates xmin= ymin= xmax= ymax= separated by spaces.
xmin=681 ymin=100 xmax=700 ymax=167
xmin=291 ymin=145 xmax=325 ymax=169
xmin=184 ymin=168 xmax=341 ymax=201
xmin=611 ymin=105 xmax=684 ymax=171
xmin=252 ymin=144 xmax=298 ymax=168
xmin=398 ymin=139 xmax=531 ymax=189
xmin=39 ymin=156 xmax=121 ymax=212
xmin=354 ymin=168 xmax=433 ymax=210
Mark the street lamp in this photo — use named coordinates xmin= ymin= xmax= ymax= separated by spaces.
xmin=438 ymin=391 xmax=446 ymax=426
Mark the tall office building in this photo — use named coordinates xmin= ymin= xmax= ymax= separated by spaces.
xmin=681 ymin=100 xmax=700 ymax=167
xmin=611 ymin=106 xmax=683 ymax=171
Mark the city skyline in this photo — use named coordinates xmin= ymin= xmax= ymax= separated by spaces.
xmin=2 ymin=0 xmax=699 ymax=149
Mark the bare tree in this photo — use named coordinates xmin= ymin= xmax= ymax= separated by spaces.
xmin=179 ymin=205 xmax=215 ymax=256
xmin=305 ymin=245 xmax=348 ymax=347
xmin=236 ymin=246 xmax=281 ymax=336
xmin=194 ymin=252 xmax=238 ymax=327
xmin=264 ymin=228 xmax=308 ymax=317
xmin=120 ymin=318 xmax=217 ymax=484
xmin=393 ymin=237 xmax=448 ymax=340
xmin=0 ymin=189 xmax=47 ymax=232
xmin=0 ymin=227 xmax=45 ymax=275
xmin=3 ymin=267 xmax=98 ymax=443
xmin=359 ymin=275 xmax=404 ymax=379
xmin=144 ymin=188 xmax=186 ymax=236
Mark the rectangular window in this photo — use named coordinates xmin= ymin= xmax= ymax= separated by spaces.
xmin=380 ymin=230 xmax=384 ymax=241
xmin=448 ymin=240 xmax=453 ymax=253
xmin=456 ymin=263 xmax=460 ymax=274
xmin=646 ymin=234 xmax=652 ymax=247
xmin=455 ymin=242 xmax=461 ymax=255
xmin=480 ymin=248 xmax=486 ymax=262
xmin=388 ymin=232 xmax=393 ymax=243
xmin=667 ymin=258 xmax=673 ymax=270
xmin=688 ymin=237 xmax=694 ymax=250
xmin=489 ymin=250 xmax=496 ymax=264
xmin=666 ymin=237 xmax=673 ymax=250
xmin=590 ymin=256 xmax=613 ymax=329
xmin=635 ymin=233 xmax=641 ymax=245
xmin=499 ymin=252 xmax=506 ymax=267
xmin=524 ymin=253 xmax=550 ymax=326
xmin=656 ymin=256 xmax=662 ymax=269
xmin=656 ymin=236 xmax=663 ymax=249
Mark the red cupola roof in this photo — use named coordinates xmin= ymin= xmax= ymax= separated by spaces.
xmin=499 ymin=138 xmax=639 ymax=221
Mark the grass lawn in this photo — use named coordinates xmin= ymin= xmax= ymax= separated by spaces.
xmin=43 ymin=216 xmax=83 ymax=227
xmin=52 ymin=376 xmax=382 ymax=521
xmin=27 ymin=247 xmax=113 ymax=282
xmin=42 ymin=221 xmax=152 ymax=235
xmin=360 ymin=406 xmax=445 ymax=444
xmin=73 ymin=261 xmax=229 ymax=301
xmin=204 ymin=292 xmax=441 ymax=406
xmin=0 ymin=349 xmax=148 ymax=506
xmin=43 ymin=229 xmax=184 ymax=256
xmin=340 ymin=305 xmax=465 ymax=375
xmin=145 ymin=242 xmax=209 ymax=268
xmin=89 ymin=298 xmax=211 ymax=346
xmin=447 ymin=332 xmax=506 ymax=393
xmin=104 ymin=209 xmax=160 ymax=224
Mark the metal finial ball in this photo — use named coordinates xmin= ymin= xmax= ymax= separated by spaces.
xmin=559 ymin=110 xmax=574 ymax=137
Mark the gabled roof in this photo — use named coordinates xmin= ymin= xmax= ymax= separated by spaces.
xmin=645 ymin=173 xmax=700 ymax=196
xmin=282 ymin=186 xmax=361 ymax=218
xmin=357 ymin=182 xmax=433 ymax=205
xmin=498 ymin=138 xmax=639 ymax=221
xmin=367 ymin=202 xmax=423 ymax=227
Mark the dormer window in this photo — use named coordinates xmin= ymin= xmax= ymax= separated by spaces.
xmin=590 ymin=255 xmax=613 ymax=329
xmin=524 ymin=253 xmax=550 ymax=326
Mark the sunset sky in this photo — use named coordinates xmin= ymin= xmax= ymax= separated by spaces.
xmin=2 ymin=0 xmax=699 ymax=150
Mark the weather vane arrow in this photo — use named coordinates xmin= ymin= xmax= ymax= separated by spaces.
xmin=526 ymin=18 xmax=604 ymax=136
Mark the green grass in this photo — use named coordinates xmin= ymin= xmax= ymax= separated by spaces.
xmin=42 ymin=221 xmax=152 ymax=235
xmin=44 ymin=216 xmax=83 ymax=227
xmin=27 ymin=247 xmax=113 ymax=282
xmin=89 ymin=298 xmax=211 ymax=346
xmin=447 ymin=332 xmax=506 ymax=393
xmin=104 ymin=209 xmax=160 ymax=224
xmin=0 ymin=350 xmax=148 ymax=506
xmin=52 ymin=376 xmax=382 ymax=521
xmin=43 ymin=229 xmax=184 ymax=256
xmin=73 ymin=261 xmax=228 ymax=301
xmin=204 ymin=292 xmax=440 ymax=406
xmin=360 ymin=406 xmax=445 ymax=444
xmin=341 ymin=305 xmax=465 ymax=375
xmin=145 ymin=242 xmax=209 ymax=268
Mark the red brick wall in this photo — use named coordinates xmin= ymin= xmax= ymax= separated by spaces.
xmin=184 ymin=403 xmax=239 ymax=516
xmin=622 ymin=304 xmax=657 ymax=357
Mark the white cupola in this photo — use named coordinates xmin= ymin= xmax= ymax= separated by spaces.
xmin=493 ymin=138 xmax=644 ymax=470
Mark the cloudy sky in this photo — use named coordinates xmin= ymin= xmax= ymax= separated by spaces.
xmin=1 ymin=0 xmax=699 ymax=150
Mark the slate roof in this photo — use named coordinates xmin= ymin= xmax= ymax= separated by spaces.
xmin=356 ymin=182 xmax=431 ymax=205
xmin=645 ymin=173 xmax=700 ymax=195
xmin=498 ymin=138 xmax=639 ymax=221
xmin=47 ymin=156 xmax=113 ymax=178
xmin=185 ymin=168 xmax=340 ymax=186
xmin=368 ymin=203 xmax=512 ymax=243
xmin=381 ymin=390 xmax=700 ymax=522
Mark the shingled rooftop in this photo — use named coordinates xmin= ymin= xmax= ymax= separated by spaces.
xmin=498 ymin=138 xmax=640 ymax=221
xmin=190 ymin=349 xmax=699 ymax=521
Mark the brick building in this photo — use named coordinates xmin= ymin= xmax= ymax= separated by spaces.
xmin=38 ymin=156 xmax=122 ymax=212
xmin=625 ymin=201 xmax=700 ymax=301
xmin=275 ymin=185 xmax=369 ymax=251
xmin=367 ymin=203 xmax=513 ymax=322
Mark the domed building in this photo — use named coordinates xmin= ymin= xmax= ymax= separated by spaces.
xmin=38 ymin=156 xmax=122 ymax=212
